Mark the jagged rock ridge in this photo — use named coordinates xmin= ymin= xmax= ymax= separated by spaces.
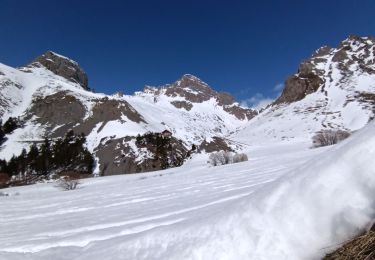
xmin=144 ymin=74 xmax=257 ymax=120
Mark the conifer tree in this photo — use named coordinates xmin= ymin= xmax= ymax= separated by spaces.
xmin=0 ymin=120 xmax=4 ymax=145
xmin=3 ymin=117 xmax=19 ymax=134
xmin=40 ymin=137 xmax=52 ymax=175
xmin=27 ymin=144 xmax=39 ymax=173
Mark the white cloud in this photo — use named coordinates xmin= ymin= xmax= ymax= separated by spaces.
xmin=240 ymin=93 xmax=274 ymax=110
xmin=239 ymin=83 xmax=284 ymax=110
xmin=273 ymin=83 xmax=284 ymax=92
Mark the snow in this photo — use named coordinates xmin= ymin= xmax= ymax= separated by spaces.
xmin=0 ymin=61 xmax=247 ymax=161
xmin=124 ymin=94 xmax=246 ymax=145
xmin=1 ymin=39 xmax=375 ymax=259
xmin=0 ymin=121 xmax=45 ymax=161
xmin=1 ymin=122 xmax=375 ymax=259
xmin=49 ymin=51 xmax=79 ymax=66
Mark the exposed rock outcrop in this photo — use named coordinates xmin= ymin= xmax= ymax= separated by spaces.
xmin=274 ymin=50 xmax=327 ymax=104
xmin=170 ymin=100 xmax=193 ymax=111
xmin=75 ymin=98 xmax=146 ymax=135
xmin=96 ymin=134 xmax=189 ymax=176
xmin=26 ymin=92 xmax=86 ymax=130
xmin=145 ymin=74 xmax=258 ymax=120
xmin=29 ymin=51 xmax=89 ymax=90
xmin=199 ymin=137 xmax=233 ymax=153
xmin=274 ymin=35 xmax=375 ymax=105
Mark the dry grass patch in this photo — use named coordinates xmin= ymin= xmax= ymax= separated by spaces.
xmin=324 ymin=231 xmax=375 ymax=260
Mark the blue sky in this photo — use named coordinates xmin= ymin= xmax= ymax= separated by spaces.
xmin=1 ymin=0 xmax=375 ymax=107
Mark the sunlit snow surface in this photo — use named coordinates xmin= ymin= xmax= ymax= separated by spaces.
xmin=2 ymin=122 xmax=375 ymax=259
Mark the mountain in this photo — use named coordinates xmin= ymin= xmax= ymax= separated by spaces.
xmin=235 ymin=35 xmax=375 ymax=144
xmin=2 ymin=110 xmax=375 ymax=260
xmin=1 ymin=35 xmax=375 ymax=176
xmin=0 ymin=53 xmax=256 ymax=175
xmin=2 ymin=36 xmax=375 ymax=260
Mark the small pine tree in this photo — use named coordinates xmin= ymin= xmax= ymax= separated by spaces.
xmin=27 ymin=144 xmax=39 ymax=173
xmin=40 ymin=137 xmax=52 ymax=175
xmin=3 ymin=117 xmax=19 ymax=134
xmin=18 ymin=148 xmax=27 ymax=174
xmin=6 ymin=155 xmax=18 ymax=176
xmin=0 ymin=120 xmax=4 ymax=145
xmin=0 ymin=159 xmax=7 ymax=173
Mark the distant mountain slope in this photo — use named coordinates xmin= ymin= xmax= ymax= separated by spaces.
xmin=0 ymin=52 xmax=255 ymax=175
xmin=1 ymin=35 xmax=375 ymax=175
xmin=234 ymin=35 xmax=375 ymax=144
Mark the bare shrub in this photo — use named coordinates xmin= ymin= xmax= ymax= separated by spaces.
xmin=56 ymin=177 xmax=80 ymax=191
xmin=233 ymin=153 xmax=248 ymax=163
xmin=208 ymin=153 xmax=218 ymax=166
xmin=209 ymin=151 xmax=248 ymax=166
xmin=223 ymin=151 xmax=233 ymax=164
xmin=0 ymin=191 xmax=9 ymax=197
xmin=208 ymin=151 xmax=231 ymax=166
xmin=312 ymin=129 xmax=351 ymax=148
xmin=209 ymin=152 xmax=223 ymax=166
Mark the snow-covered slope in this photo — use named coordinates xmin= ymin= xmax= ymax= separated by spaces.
xmin=0 ymin=53 xmax=254 ymax=174
xmin=235 ymin=36 xmax=375 ymax=144
xmin=0 ymin=62 xmax=105 ymax=159
xmin=1 ymin=120 xmax=375 ymax=259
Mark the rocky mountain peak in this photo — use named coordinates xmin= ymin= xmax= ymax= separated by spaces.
xmin=153 ymin=74 xmax=234 ymax=106
xmin=142 ymin=74 xmax=216 ymax=103
xmin=340 ymin=35 xmax=375 ymax=47
xmin=140 ymin=74 xmax=257 ymax=120
xmin=177 ymin=74 xmax=210 ymax=87
xmin=29 ymin=51 xmax=89 ymax=90
xmin=274 ymin=35 xmax=375 ymax=105
xmin=171 ymin=74 xmax=214 ymax=97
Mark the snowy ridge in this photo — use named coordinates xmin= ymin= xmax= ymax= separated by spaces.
xmin=128 ymin=91 xmax=247 ymax=144
xmin=47 ymin=51 xmax=79 ymax=66
xmin=235 ymin=36 xmax=375 ymax=144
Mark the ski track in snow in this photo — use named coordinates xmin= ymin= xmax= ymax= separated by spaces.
xmin=2 ymin=123 xmax=375 ymax=260
xmin=0 ymin=142 xmax=324 ymax=259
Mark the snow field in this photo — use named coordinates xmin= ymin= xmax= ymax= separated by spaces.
xmin=1 ymin=122 xmax=375 ymax=259
xmin=0 ymin=141 xmax=323 ymax=259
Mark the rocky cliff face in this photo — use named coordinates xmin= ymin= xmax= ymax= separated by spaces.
xmin=275 ymin=35 xmax=375 ymax=105
xmin=28 ymin=51 xmax=89 ymax=90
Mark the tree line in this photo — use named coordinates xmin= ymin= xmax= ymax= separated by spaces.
xmin=0 ymin=129 xmax=94 ymax=178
